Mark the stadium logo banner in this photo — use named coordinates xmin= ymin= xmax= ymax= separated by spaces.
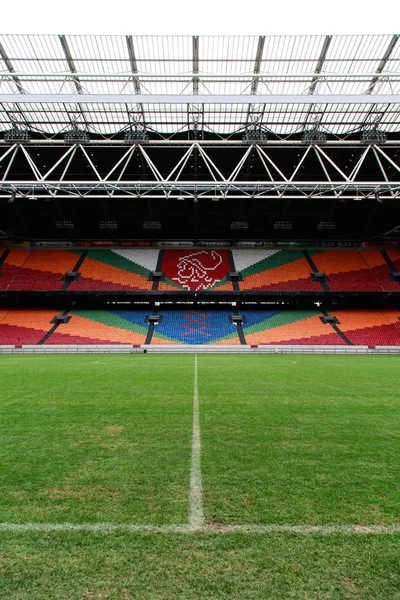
xmin=162 ymin=250 xmax=229 ymax=291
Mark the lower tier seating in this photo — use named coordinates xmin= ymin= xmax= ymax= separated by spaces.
xmin=240 ymin=309 xmax=344 ymax=345
xmin=0 ymin=309 xmax=63 ymax=345
xmin=329 ymin=309 xmax=400 ymax=346
xmin=149 ymin=310 xmax=240 ymax=344
xmin=0 ymin=308 xmax=399 ymax=346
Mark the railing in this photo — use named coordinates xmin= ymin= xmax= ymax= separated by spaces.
xmin=1 ymin=344 xmax=399 ymax=354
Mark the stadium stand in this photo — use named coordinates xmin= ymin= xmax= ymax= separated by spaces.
xmin=0 ymin=309 xmax=62 ymax=345
xmin=328 ymin=309 xmax=400 ymax=346
xmin=0 ymin=249 xmax=30 ymax=291
xmin=44 ymin=309 xmax=152 ymax=345
xmin=8 ymin=250 xmax=80 ymax=291
xmin=240 ymin=309 xmax=345 ymax=345
xmin=2 ymin=248 xmax=400 ymax=295
xmin=67 ymin=250 xmax=156 ymax=292
xmin=234 ymin=250 xmax=322 ymax=292
xmin=1 ymin=307 xmax=399 ymax=347
xmin=312 ymin=251 xmax=383 ymax=292
xmin=150 ymin=309 xmax=240 ymax=344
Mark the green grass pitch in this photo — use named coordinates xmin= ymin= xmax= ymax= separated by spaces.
xmin=0 ymin=353 xmax=400 ymax=599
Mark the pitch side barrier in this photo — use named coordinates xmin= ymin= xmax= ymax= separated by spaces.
xmin=8 ymin=345 xmax=140 ymax=354
xmin=142 ymin=345 xmax=398 ymax=354
xmin=1 ymin=345 xmax=400 ymax=354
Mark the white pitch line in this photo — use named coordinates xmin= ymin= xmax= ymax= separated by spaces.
xmin=188 ymin=353 xmax=204 ymax=530
xmin=0 ymin=522 xmax=399 ymax=535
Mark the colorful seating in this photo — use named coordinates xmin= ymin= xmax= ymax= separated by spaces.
xmin=0 ymin=308 xmax=399 ymax=346
xmin=312 ymin=251 xmax=382 ymax=292
xmin=329 ymin=309 xmax=400 ymax=346
xmin=240 ymin=310 xmax=344 ymax=345
xmin=8 ymin=250 xmax=79 ymax=291
xmin=0 ymin=249 xmax=30 ymax=291
xmin=45 ymin=309 xmax=151 ymax=345
xmin=1 ymin=248 xmax=400 ymax=294
xmin=0 ymin=309 xmax=62 ymax=345
xmin=234 ymin=250 xmax=322 ymax=292
xmin=150 ymin=310 xmax=240 ymax=345
xmin=67 ymin=250 xmax=156 ymax=291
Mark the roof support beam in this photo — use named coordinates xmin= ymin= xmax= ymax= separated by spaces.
xmin=251 ymin=36 xmax=265 ymax=94
xmin=0 ymin=93 xmax=399 ymax=104
xmin=59 ymin=35 xmax=83 ymax=95
xmin=125 ymin=36 xmax=142 ymax=95
xmin=367 ymin=34 xmax=399 ymax=94
xmin=246 ymin=36 xmax=266 ymax=129
xmin=125 ymin=36 xmax=146 ymax=129
xmin=0 ymin=40 xmax=24 ymax=94
xmin=309 ymin=35 xmax=332 ymax=95
xmin=192 ymin=36 xmax=199 ymax=94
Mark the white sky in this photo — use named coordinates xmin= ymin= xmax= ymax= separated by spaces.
xmin=1 ymin=0 xmax=399 ymax=35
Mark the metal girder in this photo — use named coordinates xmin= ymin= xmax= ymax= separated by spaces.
xmin=245 ymin=36 xmax=266 ymax=130
xmin=1 ymin=70 xmax=400 ymax=79
xmin=59 ymin=35 xmax=83 ymax=95
xmin=251 ymin=36 xmax=265 ymax=95
xmin=0 ymin=40 xmax=24 ymax=94
xmin=1 ymin=139 xmax=400 ymax=147
xmin=125 ymin=35 xmax=142 ymax=95
xmin=367 ymin=34 xmax=399 ymax=94
xmin=125 ymin=36 xmax=146 ymax=130
xmin=192 ymin=36 xmax=199 ymax=95
xmin=0 ymin=142 xmax=399 ymax=200
xmin=309 ymin=35 xmax=332 ymax=95
xmin=0 ymin=93 xmax=399 ymax=104
xmin=0 ymin=182 xmax=398 ymax=201
xmin=58 ymin=37 xmax=91 ymax=135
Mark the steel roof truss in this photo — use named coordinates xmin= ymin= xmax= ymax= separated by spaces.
xmin=374 ymin=144 xmax=400 ymax=174
xmin=367 ymin=34 xmax=399 ymax=94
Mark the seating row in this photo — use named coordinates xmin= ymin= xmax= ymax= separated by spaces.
xmin=0 ymin=308 xmax=399 ymax=346
xmin=1 ymin=248 xmax=400 ymax=293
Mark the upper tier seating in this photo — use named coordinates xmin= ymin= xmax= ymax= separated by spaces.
xmin=1 ymin=248 xmax=400 ymax=293
xmin=0 ymin=249 xmax=30 ymax=291
xmin=361 ymin=250 xmax=400 ymax=292
xmin=234 ymin=250 xmax=322 ymax=292
xmin=68 ymin=250 xmax=155 ymax=292
xmin=312 ymin=251 xmax=383 ymax=292
xmin=7 ymin=250 xmax=79 ymax=291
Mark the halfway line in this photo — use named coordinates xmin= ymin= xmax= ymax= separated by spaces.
xmin=188 ymin=353 xmax=204 ymax=530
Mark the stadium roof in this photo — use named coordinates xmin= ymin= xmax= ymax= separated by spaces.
xmin=0 ymin=33 xmax=399 ymax=138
